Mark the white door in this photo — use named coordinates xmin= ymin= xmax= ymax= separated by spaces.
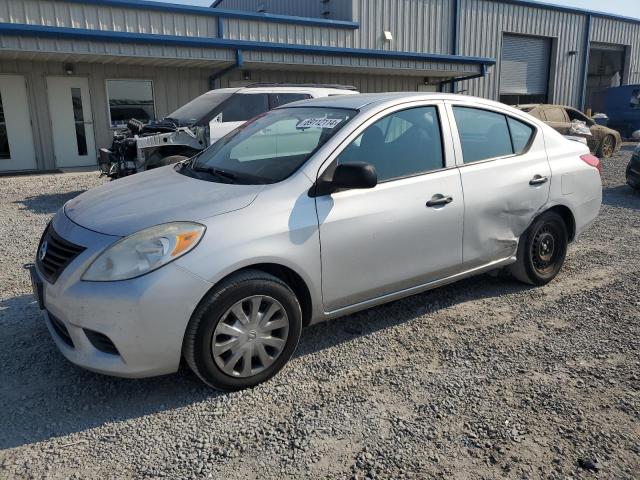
xmin=46 ymin=76 xmax=96 ymax=168
xmin=0 ymin=75 xmax=37 ymax=172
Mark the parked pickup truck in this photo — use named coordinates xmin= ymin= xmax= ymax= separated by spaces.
xmin=99 ymin=83 xmax=358 ymax=179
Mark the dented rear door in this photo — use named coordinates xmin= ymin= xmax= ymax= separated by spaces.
xmin=445 ymin=102 xmax=551 ymax=269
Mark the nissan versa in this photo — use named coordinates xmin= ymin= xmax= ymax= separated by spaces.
xmin=31 ymin=93 xmax=602 ymax=391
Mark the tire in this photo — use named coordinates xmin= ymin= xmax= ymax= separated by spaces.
xmin=147 ymin=155 xmax=188 ymax=170
xmin=183 ymin=270 xmax=302 ymax=391
xmin=509 ymin=211 xmax=568 ymax=286
xmin=596 ymin=135 xmax=615 ymax=159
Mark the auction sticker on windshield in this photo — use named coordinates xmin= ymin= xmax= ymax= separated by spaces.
xmin=296 ymin=118 xmax=342 ymax=129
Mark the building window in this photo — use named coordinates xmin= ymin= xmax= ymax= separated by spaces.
xmin=106 ymin=80 xmax=155 ymax=127
xmin=71 ymin=88 xmax=88 ymax=156
xmin=0 ymin=92 xmax=9 ymax=159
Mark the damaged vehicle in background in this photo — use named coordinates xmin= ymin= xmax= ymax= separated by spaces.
xmin=627 ymin=139 xmax=640 ymax=189
xmin=515 ymin=104 xmax=621 ymax=158
xmin=32 ymin=93 xmax=602 ymax=391
xmin=98 ymin=84 xmax=358 ymax=179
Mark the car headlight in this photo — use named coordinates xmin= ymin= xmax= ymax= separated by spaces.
xmin=82 ymin=222 xmax=205 ymax=281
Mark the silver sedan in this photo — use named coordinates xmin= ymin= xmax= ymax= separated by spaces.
xmin=31 ymin=93 xmax=602 ymax=390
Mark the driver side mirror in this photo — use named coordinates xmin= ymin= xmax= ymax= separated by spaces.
xmin=312 ymin=161 xmax=378 ymax=196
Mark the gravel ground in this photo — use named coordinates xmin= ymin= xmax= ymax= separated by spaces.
xmin=0 ymin=148 xmax=639 ymax=479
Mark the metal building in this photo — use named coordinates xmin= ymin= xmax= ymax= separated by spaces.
xmin=0 ymin=0 xmax=637 ymax=172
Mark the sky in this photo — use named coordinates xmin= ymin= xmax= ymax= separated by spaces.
xmin=151 ymin=0 xmax=639 ymax=20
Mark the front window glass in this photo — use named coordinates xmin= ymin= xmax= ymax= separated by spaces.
xmin=184 ymin=107 xmax=356 ymax=184
xmin=168 ymin=91 xmax=233 ymax=124
xmin=211 ymin=94 xmax=269 ymax=123
xmin=106 ymin=80 xmax=155 ymax=127
xmin=453 ymin=107 xmax=513 ymax=163
xmin=336 ymin=106 xmax=444 ymax=182
xmin=630 ymin=89 xmax=640 ymax=109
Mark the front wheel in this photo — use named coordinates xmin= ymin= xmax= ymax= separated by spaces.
xmin=509 ymin=211 xmax=568 ymax=286
xmin=183 ymin=270 xmax=302 ymax=391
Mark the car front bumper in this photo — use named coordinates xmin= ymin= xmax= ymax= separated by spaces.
xmin=35 ymin=210 xmax=213 ymax=378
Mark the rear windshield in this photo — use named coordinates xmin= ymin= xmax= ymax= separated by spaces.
xmin=167 ymin=91 xmax=233 ymax=124
xmin=182 ymin=107 xmax=357 ymax=184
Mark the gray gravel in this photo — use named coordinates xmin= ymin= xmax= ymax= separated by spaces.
xmin=1 ymin=149 xmax=639 ymax=479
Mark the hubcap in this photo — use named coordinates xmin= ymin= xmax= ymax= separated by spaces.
xmin=531 ymin=225 xmax=558 ymax=274
xmin=212 ymin=295 xmax=289 ymax=378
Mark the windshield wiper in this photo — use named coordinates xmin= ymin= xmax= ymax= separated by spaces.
xmin=191 ymin=166 xmax=239 ymax=183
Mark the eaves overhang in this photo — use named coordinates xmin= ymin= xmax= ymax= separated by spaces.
xmin=0 ymin=23 xmax=497 ymax=68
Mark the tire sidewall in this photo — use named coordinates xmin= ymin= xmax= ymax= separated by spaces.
xmin=523 ymin=212 xmax=568 ymax=285
xmin=191 ymin=279 xmax=302 ymax=391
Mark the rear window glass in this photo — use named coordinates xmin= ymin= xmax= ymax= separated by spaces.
xmin=544 ymin=108 xmax=567 ymax=123
xmin=453 ymin=107 xmax=513 ymax=163
xmin=216 ymin=94 xmax=269 ymax=122
xmin=507 ymin=117 xmax=534 ymax=154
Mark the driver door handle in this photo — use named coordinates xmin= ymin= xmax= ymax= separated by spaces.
xmin=426 ymin=195 xmax=453 ymax=208
xmin=529 ymin=175 xmax=549 ymax=186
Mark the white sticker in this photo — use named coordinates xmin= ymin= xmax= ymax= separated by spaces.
xmin=296 ymin=118 xmax=342 ymax=129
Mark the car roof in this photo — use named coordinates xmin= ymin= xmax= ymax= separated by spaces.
xmin=280 ymin=92 xmax=526 ymax=113
xmin=207 ymin=86 xmax=358 ymax=95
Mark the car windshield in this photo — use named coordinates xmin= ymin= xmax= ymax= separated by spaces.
xmin=167 ymin=91 xmax=234 ymax=124
xmin=181 ymin=107 xmax=357 ymax=184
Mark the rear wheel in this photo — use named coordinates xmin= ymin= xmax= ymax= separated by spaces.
xmin=597 ymin=135 xmax=615 ymax=159
xmin=183 ymin=270 xmax=302 ymax=391
xmin=509 ymin=211 xmax=568 ymax=286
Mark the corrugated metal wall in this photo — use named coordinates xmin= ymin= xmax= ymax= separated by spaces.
xmin=0 ymin=0 xmax=219 ymax=37
xmin=591 ymin=17 xmax=640 ymax=85
xmin=457 ymin=0 xmax=587 ymax=106
xmin=216 ymin=0 xmax=353 ymax=21
xmin=0 ymin=59 xmax=212 ymax=169
xmin=350 ymin=0 xmax=452 ymax=54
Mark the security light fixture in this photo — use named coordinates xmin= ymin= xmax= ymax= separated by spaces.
xmin=64 ymin=63 xmax=74 ymax=75
xmin=383 ymin=31 xmax=393 ymax=41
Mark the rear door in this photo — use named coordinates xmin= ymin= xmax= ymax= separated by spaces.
xmin=446 ymin=102 xmax=551 ymax=269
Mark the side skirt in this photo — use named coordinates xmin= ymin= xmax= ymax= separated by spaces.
xmin=314 ymin=256 xmax=517 ymax=323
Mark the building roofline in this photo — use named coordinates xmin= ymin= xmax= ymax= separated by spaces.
xmin=63 ymin=0 xmax=360 ymax=29
xmin=0 ymin=23 xmax=496 ymax=66
xmin=494 ymin=0 xmax=640 ymax=25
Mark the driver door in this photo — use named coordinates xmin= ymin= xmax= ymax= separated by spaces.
xmin=315 ymin=103 xmax=464 ymax=312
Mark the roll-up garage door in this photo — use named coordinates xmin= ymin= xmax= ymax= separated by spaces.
xmin=500 ymin=34 xmax=551 ymax=97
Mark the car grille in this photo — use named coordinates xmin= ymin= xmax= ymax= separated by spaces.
xmin=36 ymin=226 xmax=85 ymax=283
xmin=49 ymin=313 xmax=74 ymax=348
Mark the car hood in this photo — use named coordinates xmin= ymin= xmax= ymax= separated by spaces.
xmin=64 ymin=166 xmax=262 ymax=237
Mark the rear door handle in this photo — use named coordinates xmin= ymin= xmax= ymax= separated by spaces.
xmin=529 ymin=175 xmax=549 ymax=186
xmin=426 ymin=195 xmax=453 ymax=207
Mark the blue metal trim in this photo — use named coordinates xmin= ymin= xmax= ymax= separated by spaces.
xmin=580 ymin=14 xmax=592 ymax=111
xmin=441 ymin=64 xmax=488 ymax=91
xmin=452 ymin=0 xmax=460 ymax=56
xmin=61 ymin=0 xmax=360 ymax=29
xmin=492 ymin=0 xmax=640 ymax=26
xmin=209 ymin=49 xmax=243 ymax=89
xmin=0 ymin=23 xmax=497 ymax=66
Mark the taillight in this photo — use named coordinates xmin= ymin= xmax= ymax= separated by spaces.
xmin=580 ymin=154 xmax=602 ymax=176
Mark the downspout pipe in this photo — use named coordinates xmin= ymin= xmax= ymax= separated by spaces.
xmin=579 ymin=14 xmax=592 ymax=112
xmin=440 ymin=64 xmax=487 ymax=93
xmin=449 ymin=0 xmax=460 ymax=92
xmin=208 ymin=49 xmax=244 ymax=90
